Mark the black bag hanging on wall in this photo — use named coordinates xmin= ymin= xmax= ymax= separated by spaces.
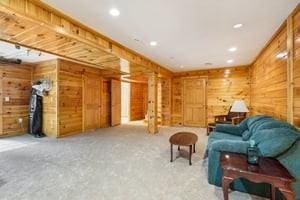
xmin=28 ymin=88 xmax=45 ymax=138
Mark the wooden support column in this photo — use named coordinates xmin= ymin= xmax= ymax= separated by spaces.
xmin=147 ymin=72 xmax=158 ymax=134
xmin=0 ymin=66 xmax=3 ymax=136
xmin=287 ymin=15 xmax=294 ymax=124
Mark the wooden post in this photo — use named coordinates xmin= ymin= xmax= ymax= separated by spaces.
xmin=0 ymin=66 xmax=3 ymax=136
xmin=148 ymin=72 xmax=158 ymax=134
xmin=287 ymin=15 xmax=294 ymax=124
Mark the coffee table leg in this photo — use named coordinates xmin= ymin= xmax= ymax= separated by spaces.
xmin=193 ymin=144 xmax=196 ymax=153
xmin=278 ymin=187 xmax=295 ymax=200
xmin=178 ymin=146 xmax=180 ymax=151
xmin=170 ymin=144 xmax=173 ymax=162
xmin=189 ymin=145 xmax=192 ymax=165
xmin=222 ymin=176 xmax=233 ymax=200
xmin=271 ymin=185 xmax=276 ymax=200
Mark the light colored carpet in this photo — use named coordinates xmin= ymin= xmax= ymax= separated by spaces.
xmin=0 ymin=123 xmax=265 ymax=200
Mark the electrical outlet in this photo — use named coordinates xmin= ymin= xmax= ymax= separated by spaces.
xmin=18 ymin=118 xmax=23 ymax=124
xmin=4 ymin=96 xmax=10 ymax=102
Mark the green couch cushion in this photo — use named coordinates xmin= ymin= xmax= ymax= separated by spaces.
xmin=250 ymin=128 xmax=300 ymax=157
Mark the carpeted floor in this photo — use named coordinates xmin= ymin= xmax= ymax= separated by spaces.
xmin=0 ymin=123 xmax=264 ymax=200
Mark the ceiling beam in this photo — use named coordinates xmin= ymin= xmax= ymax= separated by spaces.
xmin=0 ymin=0 xmax=172 ymax=77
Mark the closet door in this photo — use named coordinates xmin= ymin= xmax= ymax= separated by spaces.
xmin=111 ymin=79 xmax=121 ymax=126
xmin=183 ymin=78 xmax=206 ymax=127
xmin=83 ymin=75 xmax=101 ymax=131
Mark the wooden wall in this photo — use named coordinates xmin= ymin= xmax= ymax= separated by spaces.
xmin=32 ymin=60 xmax=58 ymax=137
xmin=161 ymin=78 xmax=171 ymax=125
xmin=250 ymin=26 xmax=288 ymax=120
xmin=130 ymin=83 xmax=147 ymax=121
xmin=101 ymin=79 xmax=111 ymax=128
xmin=58 ymin=59 xmax=109 ymax=136
xmin=250 ymin=5 xmax=299 ymax=125
xmin=0 ymin=64 xmax=32 ymax=136
xmin=293 ymin=9 xmax=300 ymax=126
xmin=172 ymin=67 xmax=250 ymax=125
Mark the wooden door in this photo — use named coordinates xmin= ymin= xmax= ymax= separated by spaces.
xmin=111 ymin=79 xmax=121 ymax=126
xmin=83 ymin=75 xmax=101 ymax=131
xmin=183 ymin=78 xmax=206 ymax=127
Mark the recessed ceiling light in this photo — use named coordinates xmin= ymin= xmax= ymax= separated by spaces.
xmin=109 ymin=8 xmax=120 ymax=16
xmin=227 ymin=59 xmax=234 ymax=64
xmin=228 ymin=47 xmax=237 ymax=52
xmin=233 ymin=23 xmax=243 ymax=29
xmin=150 ymin=41 xmax=158 ymax=46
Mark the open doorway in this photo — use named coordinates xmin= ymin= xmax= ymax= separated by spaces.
xmin=121 ymin=82 xmax=130 ymax=124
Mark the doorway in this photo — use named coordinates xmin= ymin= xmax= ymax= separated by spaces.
xmin=121 ymin=82 xmax=130 ymax=124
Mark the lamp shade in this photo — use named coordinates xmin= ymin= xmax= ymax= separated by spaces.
xmin=230 ymin=100 xmax=249 ymax=113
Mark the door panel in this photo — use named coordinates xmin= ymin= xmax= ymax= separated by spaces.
xmin=111 ymin=79 xmax=121 ymax=126
xmin=83 ymin=75 xmax=101 ymax=131
xmin=183 ymin=78 xmax=206 ymax=127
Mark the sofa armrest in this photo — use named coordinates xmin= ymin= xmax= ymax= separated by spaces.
xmin=215 ymin=124 xmax=243 ymax=136
xmin=211 ymin=140 xmax=250 ymax=154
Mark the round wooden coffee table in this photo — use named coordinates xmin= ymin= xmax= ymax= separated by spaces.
xmin=169 ymin=132 xmax=198 ymax=165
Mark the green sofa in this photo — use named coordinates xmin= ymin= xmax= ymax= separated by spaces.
xmin=205 ymin=115 xmax=300 ymax=199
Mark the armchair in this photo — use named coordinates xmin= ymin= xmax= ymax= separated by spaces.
xmin=207 ymin=106 xmax=247 ymax=135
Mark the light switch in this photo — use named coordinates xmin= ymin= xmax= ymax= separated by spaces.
xmin=4 ymin=96 xmax=10 ymax=102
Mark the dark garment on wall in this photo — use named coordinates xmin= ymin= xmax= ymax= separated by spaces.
xmin=28 ymin=88 xmax=44 ymax=137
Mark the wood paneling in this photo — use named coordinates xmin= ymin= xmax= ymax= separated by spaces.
xmin=0 ymin=64 xmax=32 ymax=136
xmin=130 ymin=82 xmax=147 ymax=121
xmin=111 ymin=79 xmax=121 ymax=126
xmin=250 ymin=26 xmax=288 ymax=121
xmin=161 ymin=78 xmax=171 ymax=125
xmin=32 ymin=60 xmax=58 ymax=137
xmin=173 ymin=67 xmax=250 ymax=125
xmin=0 ymin=0 xmax=172 ymax=77
xmin=58 ymin=59 xmax=107 ymax=136
xmin=293 ymin=8 xmax=300 ymax=126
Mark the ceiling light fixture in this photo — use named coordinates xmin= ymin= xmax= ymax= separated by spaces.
xmin=233 ymin=23 xmax=243 ymax=29
xmin=227 ymin=59 xmax=234 ymax=64
xmin=204 ymin=62 xmax=213 ymax=66
xmin=150 ymin=41 xmax=158 ymax=46
xmin=109 ymin=8 xmax=120 ymax=17
xmin=228 ymin=47 xmax=237 ymax=52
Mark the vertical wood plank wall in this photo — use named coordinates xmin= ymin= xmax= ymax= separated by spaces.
xmin=293 ymin=9 xmax=300 ymax=126
xmin=161 ymin=78 xmax=171 ymax=125
xmin=32 ymin=60 xmax=58 ymax=137
xmin=250 ymin=26 xmax=288 ymax=120
xmin=250 ymin=6 xmax=299 ymax=125
xmin=0 ymin=64 xmax=32 ymax=136
xmin=172 ymin=67 xmax=250 ymax=125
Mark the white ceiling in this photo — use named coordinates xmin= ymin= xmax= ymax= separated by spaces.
xmin=0 ymin=41 xmax=57 ymax=63
xmin=43 ymin=0 xmax=299 ymax=71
